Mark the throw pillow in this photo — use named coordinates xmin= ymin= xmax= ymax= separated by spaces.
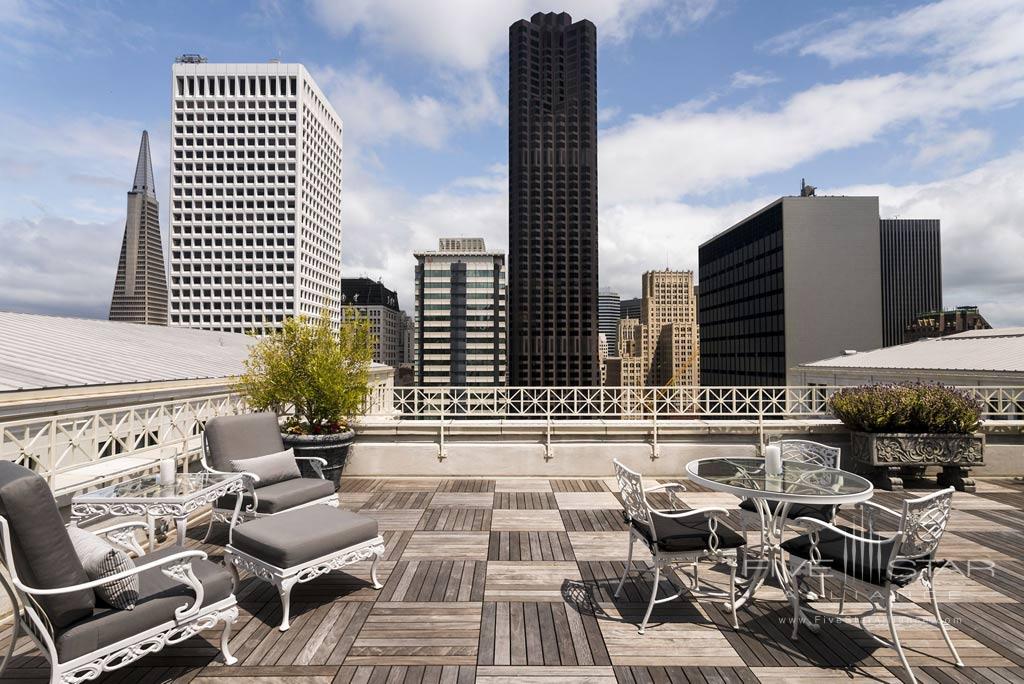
xmin=67 ymin=526 xmax=139 ymax=610
xmin=231 ymin=448 xmax=301 ymax=487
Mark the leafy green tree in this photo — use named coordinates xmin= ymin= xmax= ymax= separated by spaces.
xmin=235 ymin=308 xmax=375 ymax=434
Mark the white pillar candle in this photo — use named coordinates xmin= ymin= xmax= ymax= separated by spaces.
xmin=765 ymin=444 xmax=782 ymax=477
xmin=159 ymin=458 xmax=176 ymax=485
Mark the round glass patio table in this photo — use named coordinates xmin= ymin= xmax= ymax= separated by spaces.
xmin=685 ymin=456 xmax=873 ymax=609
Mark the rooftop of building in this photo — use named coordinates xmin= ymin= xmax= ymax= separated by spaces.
xmin=414 ymin=237 xmax=505 ymax=258
xmin=802 ymin=327 xmax=1024 ymax=373
xmin=341 ymin=277 xmax=400 ymax=312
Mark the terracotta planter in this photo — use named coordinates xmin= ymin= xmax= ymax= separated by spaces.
xmin=850 ymin=432 xmax=984 ymax=492
xmin=281 ymin=429 xmax=355 ymax=489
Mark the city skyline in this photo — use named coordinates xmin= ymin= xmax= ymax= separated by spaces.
xmin=2 ymin=1 xmax=1024 ymax=327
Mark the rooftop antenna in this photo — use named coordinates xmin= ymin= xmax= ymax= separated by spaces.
xmin=800 ymin=178 xmax=816 ymax=197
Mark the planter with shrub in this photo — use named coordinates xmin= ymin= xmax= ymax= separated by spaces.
xmin=828 ymin=383 xmax=984 ymax=492
xmin=235 ymin=308 xmax=375 ymax=488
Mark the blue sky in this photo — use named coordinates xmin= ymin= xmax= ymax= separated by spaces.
xmin=2 ymin=0 xmax=1024 ymax=326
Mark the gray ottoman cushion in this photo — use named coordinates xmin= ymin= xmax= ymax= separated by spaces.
xmin=215 ymin=477 xmax=336 ymax=514
xmin=231 ymin=506 xmax=379 ymax=568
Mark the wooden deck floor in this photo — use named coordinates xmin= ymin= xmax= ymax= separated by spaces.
xmin=4 ymin=476 xmax=1024 ymax=683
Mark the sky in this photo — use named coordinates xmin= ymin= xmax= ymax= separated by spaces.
xmin=2 ymin=0 xmax=1024 ymax=326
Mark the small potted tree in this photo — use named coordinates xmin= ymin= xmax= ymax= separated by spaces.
xmin=829 ymin=383 xmax=984 ymax=492
xmin=235 ymin=308 xmax=375 ymax=488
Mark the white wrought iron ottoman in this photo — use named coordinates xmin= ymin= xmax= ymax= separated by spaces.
xmin=223 ymin=505 xmax=385 ymax=631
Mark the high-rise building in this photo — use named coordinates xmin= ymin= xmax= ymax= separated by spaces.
xmin=598 ymin=288 xmax=621 ymax=356
xmin=508 ymin=12 xmax=599 ymax=387
xmin=414 ymin=238 xmax=506 ymax=386
xmin=616 ymin=271 xmax=699 ymax=387
xmin=168 ymin=58 xmax=343 ymax=333
xmin=904 ymin=306 xmax=990 ymax=342
xmin=880 ymin=218 xmax=942 ymax=346
xmin=340 ymin=278 xmax=404 ymax=368
xmin=109 ymin=131 xmax=168 ymax=325
xmin=620 ymin=297 xmax=642 ymax=320
xmin=699 ymin=195 xmax=884 ymax=385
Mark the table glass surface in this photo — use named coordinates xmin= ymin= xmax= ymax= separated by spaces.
xmin=76 ymin=472 xmax=239 ymax=501
xmin=686 ymin=457 xmax=872 ymax=500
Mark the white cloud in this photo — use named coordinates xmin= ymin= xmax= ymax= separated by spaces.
xmin=824 ymin=149 xmax=1024 ymax=326
xmin=730 ymin=70 xmax=780 ymax=89
xmin=308 ymin=0 xmax=717 ymax=72
xmin=0 ymin=215 xmax=120 ymax=318
xmin=912 ymin=128 xmax=993 ymax=168
xmin=770 ymin=0 xmax=1024 ymax=67
xmin=600 ymin=60 xmax=1024 ymax=203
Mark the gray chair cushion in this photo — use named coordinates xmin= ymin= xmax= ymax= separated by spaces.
xmin=0 ymin=462 xmax=95 ymax=628
xmin=231 ymin=506 xmax=379 ymax=568
xmin=54 ymin=546 xmax=234 ymax=662
xmin=204 ymin=412 xmax=285 ymax=472
xmin=67 ymin=527 xmax=139 ymax=610
xmin=215 ymin=477 xmax=336 ymax=514
xmin=231 ymin=448 xmax=301 ymax=487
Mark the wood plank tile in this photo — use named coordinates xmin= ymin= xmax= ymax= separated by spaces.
xmin=429 ymin=492 xmax=497 ymax=508
xmin=568 ymin=532 xmax=632 ymax=560
xmin=402 ymin=532 xmax=490 ymax=560
xmin=346 ymin=602 xmax=481 ymax=665
xmin=485 ymin=561 xmax=583 ymax=602
xmin=491 ymin=510 xmax=566 ymax=531
xmin=555 ymin=493 xmax=623 ymax=510
xmin=598 ymin=602 xmax=743 ymax=666
xmin=495 ymin=479 xmax=553 ymax=493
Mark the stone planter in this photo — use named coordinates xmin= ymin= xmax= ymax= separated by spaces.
xmin=281 ymin=429 xmax=355 ymax=489
xmin=850 ymin=432 xmax=984 ymax=492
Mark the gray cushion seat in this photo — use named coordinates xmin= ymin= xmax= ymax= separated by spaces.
xmin=215 ymin=477 xmax=336 ymax=514
xmin=231 ymin=506 xmax=379 ymax=568
xmin=54 ymin=546 xmax=234 ymax=661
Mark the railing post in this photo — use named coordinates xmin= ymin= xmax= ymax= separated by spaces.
xmin=437 ymin=390 xmax=446 ymax=462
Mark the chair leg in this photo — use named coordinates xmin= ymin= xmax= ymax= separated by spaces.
xmin=728 ymin=558 xmax=739 ymax=629
xmin=886 ymin=592 xmax=916 ymax=684
xmin=837 ymin=572 xmax=848 ymax=614
xmin=370 ymin=551 xmax=384 ymax=590
xmin=201 ymin=512 xmax=218 ymax=544
xmin=614 ymin=535 xmax=635 ymax=599
xmin=739 ymin=514 xmax=749 ymax=576
xmin=639 ymin=563 xmax=661 ymax=635
xmin=277 ymin=579 xmax=295 ymax=632
xmin=0 ymin=610 xmax=17 ymax=680
xmin=220 ymin=613 xmax=238 ymax=665
xmin=788 ymin=560 xmax=804 ymax=639
xmin=692 ymin=563 xmax=700 ymax=591
xmin=926 ymin=567 xmax=964 ymax=667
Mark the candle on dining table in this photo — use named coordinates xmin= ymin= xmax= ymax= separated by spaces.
xmin=159 ymin=458 xmax=176 ymax=485
xmin=764 ymin=444 xmax=782 ymax=477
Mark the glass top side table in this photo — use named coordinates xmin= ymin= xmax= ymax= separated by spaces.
xmin=72 ymin=471 xmax=246 ymax=549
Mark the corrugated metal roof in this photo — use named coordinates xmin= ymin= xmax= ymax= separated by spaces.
xmin=802 ymin=328 xmax=1024 ymax=373
xmin=0 ymin=311 xmax=254 ymax=392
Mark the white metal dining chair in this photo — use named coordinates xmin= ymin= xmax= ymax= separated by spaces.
xmin=613 ymin=459 xmax=745 ymax=632
xmin=783 ymin=487 xmax=962 ymax=684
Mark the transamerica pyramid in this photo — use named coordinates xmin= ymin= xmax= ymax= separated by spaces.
xmin=109 ymin=130 xmax=168 ymax=325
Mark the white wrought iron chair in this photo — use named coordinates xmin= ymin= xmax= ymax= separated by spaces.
xmin=783 ymin=487 xmax=962 ymax=684
xmin=200 ymin=412 xmax=338 ymax=541
xmin=0 ymin=462 xmax=238 ymax=684
xmin=612 ymin=459 xmax=745 ymax=633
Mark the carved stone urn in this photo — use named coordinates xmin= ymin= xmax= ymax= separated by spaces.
xmin=849 ymin=432 xmax=984 ymax=492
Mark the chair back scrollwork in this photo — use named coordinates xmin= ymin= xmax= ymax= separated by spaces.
xmin=775 ymin=439 xmax=841 ymax=469
xmin=613 ymin=460 xmax=651 ymax=532
xmin=896 ymin=488 xmax=954 ymax=560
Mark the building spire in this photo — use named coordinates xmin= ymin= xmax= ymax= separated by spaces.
xmin=131 ymin=130 xmax=156 ymax=197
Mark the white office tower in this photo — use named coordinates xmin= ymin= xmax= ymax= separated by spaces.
xmin=168 ymin=57 xmax=343 ymax=332
xmin=414 ymin=238 xmax=506 ymax=386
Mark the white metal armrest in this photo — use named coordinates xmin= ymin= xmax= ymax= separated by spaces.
xmin=856 ymin=500 xmax=900 ymax=518
xmin=650 ymin=506 xmax=729 ymax=520
xmin=292 ymin=455 xmax=327 ymax=478
xmin=294 ymin=455 xmax=328 ymax=466
xmin=793 ymin=517 xmax=895 ymax=545
xmin=90 ymin=521 xmax=149 ymax=557
xmin=91 ymin=520 xmax=149 ymax=536
xmin=645 ymin=482 xmax=687 ymax=509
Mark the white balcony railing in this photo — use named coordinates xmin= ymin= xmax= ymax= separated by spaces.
xmin=391 ymin=385 xmax=1024 ymax=421
xmin=2 ymin=382 xmax=1021 ymax=495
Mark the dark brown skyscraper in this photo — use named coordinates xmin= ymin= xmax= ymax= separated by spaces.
xmin=109 ymin=131 xmax=168 ymax=325
xmin=508 ymin=12 xmax=599 ymax=386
